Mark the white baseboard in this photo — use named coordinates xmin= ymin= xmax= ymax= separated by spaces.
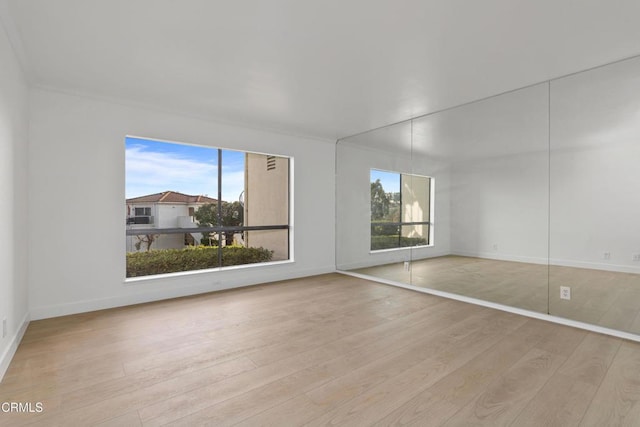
xmin=0 ymin=312 xmax=30 ymax=383
xmin=451 ymin=250 xmax=548 ymax=265
xmin=30 ymin=266 xmax=335 ymax=320
xmin=341 ymin=250 xmax=640 ymax=275
xmin=337 ymin=270 xmax=640 ymax=343
xmin=549 ymin=258 xmax=640 ymax=274
xmin=451 ymin=251 xmax=640 ymax=274
xmin=337 ymin=251 xmax=451 ymax=271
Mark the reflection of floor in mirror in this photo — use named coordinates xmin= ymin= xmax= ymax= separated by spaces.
xmin=353 ymin=255 xmax=640 ymax=335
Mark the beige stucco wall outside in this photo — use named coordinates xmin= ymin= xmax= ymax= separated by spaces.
xmin=401 ymin=175 xmax=430 ymax=241
xmin=244 ymin=153 xmax=290 ymax=261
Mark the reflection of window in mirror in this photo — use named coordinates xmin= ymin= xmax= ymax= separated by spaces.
xmin=370 ymin=169 xmax=433 ymax=251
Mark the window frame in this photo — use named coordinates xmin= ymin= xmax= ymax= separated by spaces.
xmin=124 ymin=136 xmax=293 ymax=281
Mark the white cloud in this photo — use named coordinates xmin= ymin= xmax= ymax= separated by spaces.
xmin=126 ymin=145 xmax=218 ymax=198
xmin=221 ymin=170 xmax=245 ymax=202
xmin=125 ymin=144 xmax=248 ymax=202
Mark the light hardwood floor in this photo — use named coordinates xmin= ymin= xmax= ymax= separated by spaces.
xmin=2 ymin=273 xmax=640 ymax=426
xmin=355 ymin=255 xmax=640 ymax=335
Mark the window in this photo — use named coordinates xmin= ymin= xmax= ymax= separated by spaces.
xmin=370 ymin=169 xmax=432 ymax=250
xmin=126 ymin=207 xmax=153 ymax=224
xmin=125 ymin=136 xmax=291 ymax=278
xmin=134 ymin=207 xmax=151 ymax=216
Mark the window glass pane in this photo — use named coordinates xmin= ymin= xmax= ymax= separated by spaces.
xmin=245 ymin=154 xmax=289 ymax=226
xmin=370 ymin=169 xmax=400 ymax=222
xmin=220 ymin=149 xmax=245 ymax=225
xmin=400 ymin=225 xmax=428 ymax=247
xmin=125 ymin=137 xmax=218 ymax=200
xmin=371 ymin=223 xmax=400 ymax=250
xmin=243 ymin=229 xmax=289 ymax=262
xmin=370 ymin=169 xmax=432 ymax=251
xmin=401 ymin=174 xmax=430 ymax=225
xmin=126 ymin=233 xmax=219 ymax=277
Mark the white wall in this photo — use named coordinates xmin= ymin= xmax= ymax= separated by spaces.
xmin=0 ymin=17 xmax=29 ymax=379
xmin=28 ymin=88 xmax=335 ymax=319
xmin=152 ymin=204 xmax=191 ymax=250
xmin=157 ymin=204 xmax=190 ymax=228
xmin=446 ymin=83 xmax=550 ymax=264
xmin=550 ymin=56 xmax=640 ymax=273
xmin=450 ymin=151 xmax=549 ymax=264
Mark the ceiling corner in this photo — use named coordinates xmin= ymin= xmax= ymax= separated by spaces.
xmin=0 ymin=0 xmax=34 ymax=84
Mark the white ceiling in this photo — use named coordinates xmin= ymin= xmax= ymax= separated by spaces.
xmin=3 ymin=0 xmax=640 ymax=141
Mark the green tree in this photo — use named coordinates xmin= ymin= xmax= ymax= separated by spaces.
xmin=194 ymin=203 xmax=217 ymax=228
xmin=195 ymin=202 xmax=244 ymax=245
xmin=221 ymin=201 xmax=244 ymax=227
xmin=370 ymin=179 xmax=390 ymax=220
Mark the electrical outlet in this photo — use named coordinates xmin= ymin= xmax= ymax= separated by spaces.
xmin=403 ymin=261 xmax=411 ymax=272
xmin=492 ymin=244 xmax=498 ymax=251
xmin=560 ymin=286 xmax=571 ymax=300
xmin=603 ymin=252 xmax=611 ymax=260
xmin=633 ymin=254 xmax=640 ymax=262
xmin=2 ymin=318 xmax=6 ymax=338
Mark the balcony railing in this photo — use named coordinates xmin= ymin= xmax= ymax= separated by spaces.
xmin=126 ymin=216 xmax=154 ymax=225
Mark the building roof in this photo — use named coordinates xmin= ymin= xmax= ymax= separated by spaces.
xmin=126 ymin=191 xmax=218 ymax=204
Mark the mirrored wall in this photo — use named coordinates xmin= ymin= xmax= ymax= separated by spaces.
xmin=337 ymin=55 xmax=640 ymax=337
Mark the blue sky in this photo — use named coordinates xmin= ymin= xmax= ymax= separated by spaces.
xmin=370 ymin=169 xmax=400 ymax=194
xmin=125 ymin=137 xmax=245 ymax=201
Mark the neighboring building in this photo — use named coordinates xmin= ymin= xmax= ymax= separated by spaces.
xmin=244 ymin=153 xmax=290 ymax=261
xmin=126 ymin=191 xmax=217 ymax=252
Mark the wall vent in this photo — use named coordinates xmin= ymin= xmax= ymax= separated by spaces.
xmin=267 ymin=156 xmax=276 ymax=171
